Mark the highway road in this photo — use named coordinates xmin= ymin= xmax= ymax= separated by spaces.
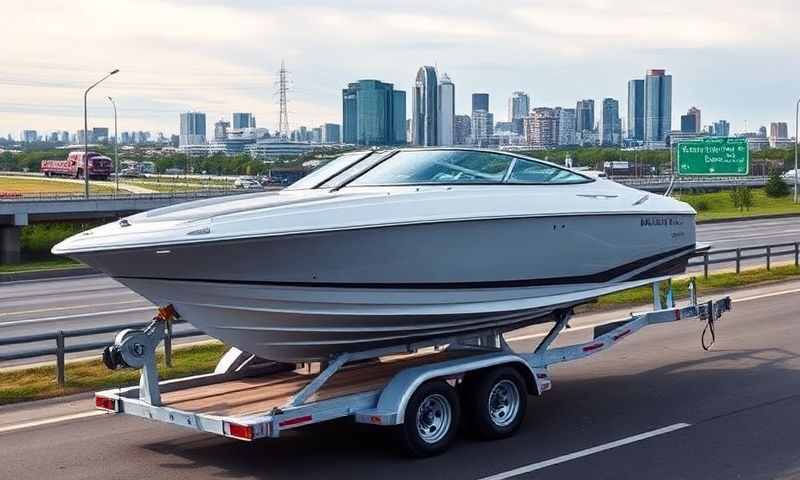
xmin=0 ymin=280 xmax=799 ymax=479
xmin=1 ymin=216 xmax=799 ymax=365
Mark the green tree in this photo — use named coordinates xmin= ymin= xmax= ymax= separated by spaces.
xmin=765 ymin=170 xmax=790 ymax=197
xmin=730 ymin=186 xmax=754 ymax=211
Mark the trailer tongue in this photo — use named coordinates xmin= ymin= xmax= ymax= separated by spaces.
xmin=95 ymin=279 xmax=731 ymax=457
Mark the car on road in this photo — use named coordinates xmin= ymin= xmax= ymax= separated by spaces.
xmin=782 ymin=170 xmax=800 ymax=181
xmin=234 ymin=177 xmax=263 ymax=190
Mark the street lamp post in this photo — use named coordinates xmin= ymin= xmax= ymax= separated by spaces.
xmin=107 ymin=96 xmax=119 ymax=194
xmin=83 ymin=69 xmax=119 ymax=198
xmin=795 ymin=98 xmax=799 ymax=203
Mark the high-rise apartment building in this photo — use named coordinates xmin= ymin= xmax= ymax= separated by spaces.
xmin=437 ymin=73 xmax=455 ymax=146
xmin=342 ymin=79 xmax=406 ymax=146
xmin=214 ymin=120 xmax=230 ymax=142
xmin=92 ymin=127 xmax=109 ymax=143
xmin=471 ymin=110 xmax=494 ymax=145
xmin=644 ymin=69 xmax=672 ymax=144
xmin=712 ymin=120 xmax=730 ymax=137
xmin=321 ymin=123 xmax=341 ymax=144
xmin=525 ymin=108 xmax=559 ymax=149
xmin=680 ymin=114 xmax=697 ymax=133
xmin=454 ymin=115 xmax=471 ymax=145
xmin=232 ymin=113 xmax=255 ymax=129
xmin=508 ymin=91 xmax=530 ymax=122
xmin=180 ymin=112 xmax=207 ymax=145
xmin=770 ymin=122 xmax=789 ymax=139
xmin=412 ymin=66 xmax=438 ymax=146
xmin=627 ymin=79 xmax=644 ymax=141
xmin=600 ymin=98 xmax=621 ymax=146
xmin=558 ymin=108 xmax=577 ymax=146
xmin=22 ymin=130 xmax=37 ymax=143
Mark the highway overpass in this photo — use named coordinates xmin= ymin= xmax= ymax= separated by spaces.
xmin=0 ymin=190 xmax=253 ymax=263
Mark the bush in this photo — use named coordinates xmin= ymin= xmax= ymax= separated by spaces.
xmin=692 ymin=198 xmax=710 ymax=212
xmin=21 ymin=223 xmax=98 ymax=254
xmin=765 ymin=170 xmax=790 ymax=197
xmin=729 ymin=186 xmax=754 ymax=212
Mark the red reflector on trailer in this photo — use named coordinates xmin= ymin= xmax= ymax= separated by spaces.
xmin=279 ymin=415 xmax=312 ymax=428
xmin=95 ymin=396 xmax=116 ymax=411
xmin=583 ymin=343 xmax=604 ymax=352
xmin=613 ymin=329 xmax=632 ymax=341
xmin=226 ymin=422 xmax=253 ymax=440
xmin=675 ymin=310 xmax=681 ymax=320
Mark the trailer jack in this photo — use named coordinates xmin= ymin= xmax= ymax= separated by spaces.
xmin=102 ymin=305 xmax=178 ymax=406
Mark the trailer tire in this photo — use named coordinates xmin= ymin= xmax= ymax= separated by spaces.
xmin=464 ymin=366 xmax=527 ymax=440
xmin=398 ymin=379 xmax=460 ymax=457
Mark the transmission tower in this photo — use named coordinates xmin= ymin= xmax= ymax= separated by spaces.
xmin=276 ymin=59 xmax=290 ymax=138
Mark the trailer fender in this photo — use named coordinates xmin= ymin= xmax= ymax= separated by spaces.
xmin=355 ymin=352 xmax=542 ymax=426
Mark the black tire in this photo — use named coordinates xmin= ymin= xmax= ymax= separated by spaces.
xmin=463 ymin=366 xmax=527 ymax=440
xmin=398 ymin=380 xmax=461 ymax=457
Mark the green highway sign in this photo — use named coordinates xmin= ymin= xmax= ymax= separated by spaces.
xmin=676 ymin=137 xmax=749 ymax=176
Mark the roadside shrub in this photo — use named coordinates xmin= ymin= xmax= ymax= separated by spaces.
xmin=21 ymin=223 xmax=97 ymax=254
xmin=729 ymin=186 xmax=754 ymax=212
xmin=692 ymin=198 xmax=710 ymax=212
xmin=765 ymin=170 xmax=790 ymax=197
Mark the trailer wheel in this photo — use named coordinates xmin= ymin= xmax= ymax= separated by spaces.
xmin=399 ymin=380 xmax=460 ymax=457
xmin=465 ymin=367 xmax=527 ymax=440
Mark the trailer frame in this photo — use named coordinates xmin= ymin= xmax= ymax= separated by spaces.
xmin=95 ymin=279 xmax=731 ymax=453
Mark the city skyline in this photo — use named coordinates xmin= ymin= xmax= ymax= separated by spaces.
xmin=2 ymin=1 xmax=798 ymax=139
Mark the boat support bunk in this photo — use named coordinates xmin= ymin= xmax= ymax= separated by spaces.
xmin=95 ymin=279 xmax=732 ymax=457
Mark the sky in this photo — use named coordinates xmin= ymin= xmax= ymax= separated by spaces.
xmin=1 ymin=0 xmax=799 ymax=139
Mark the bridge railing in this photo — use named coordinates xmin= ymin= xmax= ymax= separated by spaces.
xmin=1 ymin=241 xmax=798 ymax=384
xmin=0 ymin=189 xmax=251 ymax=202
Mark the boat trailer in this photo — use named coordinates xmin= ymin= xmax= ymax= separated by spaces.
xmin=95 ymin=279 xmax=731 ymax=456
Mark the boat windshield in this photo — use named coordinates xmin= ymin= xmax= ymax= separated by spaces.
xmin=343 ymin=150 xmax=591 ymax=187
xmin=286 ymin=151 xmax=373 ymax=190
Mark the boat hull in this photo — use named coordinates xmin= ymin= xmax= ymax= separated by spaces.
xmin=72 ymin=213 xmax=696 ymax=361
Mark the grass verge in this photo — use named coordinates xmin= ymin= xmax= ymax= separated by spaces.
xmin=0 ymin=176 xmax=113 ymax=194
xmin=677 ymin=188 xmax=800 ymax=221
xmin=3 ymin=265 xmax=800 ymax=406
xmin=0 ymin=258 xmax=81 ymax=274
xmin=0 ymin=343 xmax=226 ymax=405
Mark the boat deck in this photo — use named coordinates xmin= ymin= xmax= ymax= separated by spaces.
xmin=162 ymin=349 xmax=480 ymax=417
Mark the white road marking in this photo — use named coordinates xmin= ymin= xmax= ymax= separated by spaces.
xmin=0 ymin=410 xmax=107 ymax=434
xmin=734 ymin=287 xmax=800 ymax=303
xmin=477 ymin=423 xmax=691 ymax=480
xmin=0 ymin=299 xmax=148 ymax=318
xmin=0 ymin=306 xmax=154 ymax=327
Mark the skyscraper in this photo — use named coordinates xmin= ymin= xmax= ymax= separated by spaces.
xmin=680 ymin=114 xmax=697 ymax=133
xmin=627 ymin=79 xmax=644 ymax=141
xmin=644 ymin=69 xmax=672 ymax=144
xmin=412 ymin=66 xmax=438 ymax=146
xmin=600 ymin=98 xmax=621 ymax=145
xmin=92 ymin=127 xmax=109 ymax=143
xmin=341 ymin=79 xmax=406 ymax=146
xmin=687 ymin=107 xmax=701 ymax=133
xmin=525 ymin=108 xmax=559 ymax=148
xmin=179 ymin=112 xmax=206 ymax=145
xmin=454 ymin=115 xmax=471 ymax=145
xmin=437 ymin=73 xmax=455 ymax=146
xmin=576 ymin=99 xmax=595 ymax=133
xmin=508 ymin=91 xmax=530 ymax=122
xmin=472 ymin=93 xmax=489 ymax=113
xmin=770 ymin=122 xmax=789 ymax=139
xmin=232 ymin=113 xmax=255 ymax=129
xmin=558 ymin=108 xmax=577 ymax=146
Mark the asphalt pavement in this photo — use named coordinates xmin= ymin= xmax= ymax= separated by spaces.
xmin=1 ymin=216 xmax=799 ymax=365
xmin=0 ymin=280 xmax=799 ymax=479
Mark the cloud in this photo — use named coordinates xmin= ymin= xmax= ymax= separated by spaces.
xmin=0 ymin=0 xmax=798 ymax=137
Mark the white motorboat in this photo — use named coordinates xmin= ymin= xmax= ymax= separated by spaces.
xmin=54 ymin=148 xmax=698 ymax=362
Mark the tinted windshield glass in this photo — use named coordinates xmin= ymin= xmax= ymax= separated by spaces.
xmin=286 ymin=151 xmax=370 ymax=190
xmin=506 ymin=158 xmax=590 ymax=184
xmin=348 ymin=150 xmax=514 ymax=186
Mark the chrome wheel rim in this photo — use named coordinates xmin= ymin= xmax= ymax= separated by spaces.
xmin=488 ymin=379 xmax=520 ymax=427
xmin=416 ymin=393 xmax=452 ymax=444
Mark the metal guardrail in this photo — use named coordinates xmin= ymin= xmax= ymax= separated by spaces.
xmin=0 ymin=319 xmax=203 ymax=386
xmin=0 ymin=189 xmax=251 ymax=202
xmin=689 ymin=242 xmax=800 ymax=279
xmin=1 ymin=241 xmax=797 ymax=385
